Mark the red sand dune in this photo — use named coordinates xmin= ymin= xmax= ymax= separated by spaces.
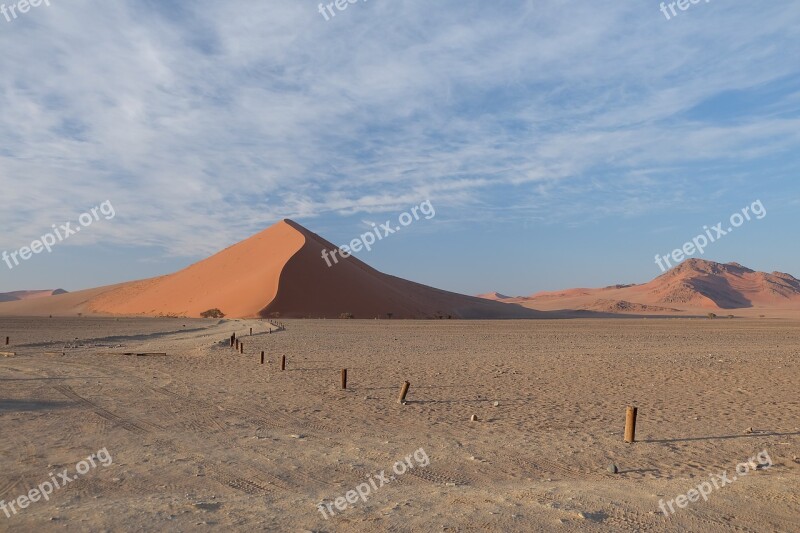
xmin=0 ymin=220 xmax=542 ymax=319
xmin=487 ymin=259 xmax=800 ymax=315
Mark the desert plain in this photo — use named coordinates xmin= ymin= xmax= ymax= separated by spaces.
xmin=1 ymin=316 xmax=798 ymax=532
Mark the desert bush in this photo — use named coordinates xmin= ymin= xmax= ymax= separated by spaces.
xmin=339 ymin=312 xmax=354 ymax=319
xmin=200 ymin=308 xmax=225 ymax=319
xmin=707 ymin=312 xmax=717 ymax=319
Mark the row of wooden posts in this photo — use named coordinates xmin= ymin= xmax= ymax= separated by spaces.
xmin=267 ymin=320 xmax=285 ymax=330
xmin=227 ymin=329 xmax=412 ymax=404
xmin=8 ymin=326 xmax=640 ymax=442
xmin=229 ymin=330 xmax=285 ymax=369
xmin=7 ymin=327 xmax=639 ymax=441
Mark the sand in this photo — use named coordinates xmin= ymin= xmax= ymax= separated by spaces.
xmin=1 ymin=317 xmax=798 ymax=531
xmin=493 ymin=259 xmax=800 ymax=319
xmin=0 ymin=221 xmax=541 ymax=320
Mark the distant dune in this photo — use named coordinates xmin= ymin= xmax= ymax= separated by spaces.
xmin=0 ymin=220 xmax=543 ymax=319
xmin=0 ymin=289 xmax=67 ymax=302
xmin=481 ymin=259 xmax=800 ymax=316
xmin=475 ymin=292 xmax=512 ymax=301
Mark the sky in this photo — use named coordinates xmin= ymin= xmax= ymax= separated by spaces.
xmin=1 ymin=0 xmax=799 ymax=296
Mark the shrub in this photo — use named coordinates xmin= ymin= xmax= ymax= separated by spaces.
xmin=707 ymin=313 xmax=717 ymax=319
xmin=200 ymin=308 xmax=225 ymax=319
xmin=339 ymin=312 xmax=354 ymax=319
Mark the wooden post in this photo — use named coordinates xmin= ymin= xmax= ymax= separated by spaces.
xmin=230 ymin=334 xmax=234 ymax=347
xmin=398 ymin=381 xmax=410 ymax=404
xmin=250 ymin=327 xmax=253 ymax=336
xmin=5 ymin=336 xmax=8 ymax=345
xmin=240 ymin=342 xmax=244 ymax=354
xmin=269 ymin=328 xmax=272 ymax=334
xmin=261 ymin=351 xmax=265 ymax=364
xmin=624 ymin=406 xmax=638 ymax=443
xmin=341 ymin=369 xmax=347 ymax=389
xmin=281 ymin=355 xmax=286 ymax=371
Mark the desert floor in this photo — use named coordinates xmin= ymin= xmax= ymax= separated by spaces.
xmin=0 ymin=317 xmax=798 ymax=532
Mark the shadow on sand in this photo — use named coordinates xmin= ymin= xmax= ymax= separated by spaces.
xmin=642 ymin=431 xmax=800 ymax=444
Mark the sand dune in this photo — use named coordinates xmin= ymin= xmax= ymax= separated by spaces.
xmin=0 ymin=289 xmax=67 ymax=302
xmin=0 ymin=220 xmax=541 ymax=319
xmin=475 ymin=292 xmax=512 ymax=301
xmin=483 ymin=259 xmax=800 ymax=316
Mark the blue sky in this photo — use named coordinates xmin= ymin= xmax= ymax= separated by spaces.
xmin=1 ymin=1 xmax=799 ymax=296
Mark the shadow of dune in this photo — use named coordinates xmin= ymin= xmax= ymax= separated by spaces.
xmin=688 ymin=276 xmax=752 ymax=309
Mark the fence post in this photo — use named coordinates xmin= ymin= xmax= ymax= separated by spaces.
xmin=398 ymin=381 xmax=410 ymax=404
xmin=624 ymin=406 xmax=638 ymax=443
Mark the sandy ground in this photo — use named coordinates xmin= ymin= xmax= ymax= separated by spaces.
xmin=0 ymin=317 xmax=798 ymax=532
